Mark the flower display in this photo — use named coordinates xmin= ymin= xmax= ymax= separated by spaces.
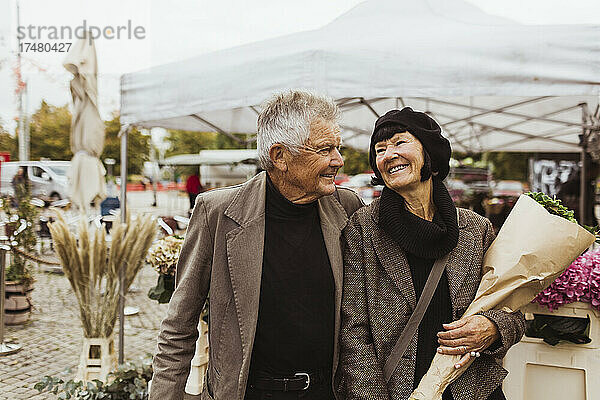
xmin=587 ymin=254 xmax=600 ymax=309
xmin=533 ymin=249 xmax=600 ymax=311
xmin=147 ymin=235 xmax=184 ymax=304
xmin=146 ymin=235 xmax=184 ymax=276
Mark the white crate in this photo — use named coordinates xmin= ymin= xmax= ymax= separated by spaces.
xmin=503 ymin=302 xmax=600 ymax=399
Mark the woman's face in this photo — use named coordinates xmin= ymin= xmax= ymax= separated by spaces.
xmin=374 ymin=131 xmax=425 ymax=193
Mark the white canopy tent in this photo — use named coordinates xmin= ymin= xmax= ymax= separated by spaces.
xmin=120 ymin=0 xmax=600 ymax=154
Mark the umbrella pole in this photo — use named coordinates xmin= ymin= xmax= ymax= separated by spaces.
xmin=118 ymin=125 xmax=129 ymax=365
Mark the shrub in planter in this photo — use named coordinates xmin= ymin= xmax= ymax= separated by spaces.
xmin=34 ymin=358 xmax=153 ymax=400
xmin=2 ymin=189 xmax=38 ymax=325
xmin=2 ymin=189 xmax=38 ymax=286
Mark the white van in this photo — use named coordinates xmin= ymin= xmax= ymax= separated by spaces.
xmin=0 ymin=161 xmax=71 ymax=200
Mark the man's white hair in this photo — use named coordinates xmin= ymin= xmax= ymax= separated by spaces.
xmin=257 ymin=90 xmax=340 ymax=170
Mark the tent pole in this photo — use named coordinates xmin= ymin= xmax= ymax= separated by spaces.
xmin=118 ymin=124 xmax=129 ymax=365
xmin=580 ymin=103 xmax=589 ymax=225
xmin=359 ymin=98 xmax=380 ymax=118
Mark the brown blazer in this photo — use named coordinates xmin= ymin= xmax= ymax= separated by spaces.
xmin=339 ymin=199 xmax=525 ymax=400
xmin=149 ymin=171 xmax=363 ymax=400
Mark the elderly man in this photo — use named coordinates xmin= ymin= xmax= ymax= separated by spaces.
xmin=150 ymin=90 xmax=363 ymax=400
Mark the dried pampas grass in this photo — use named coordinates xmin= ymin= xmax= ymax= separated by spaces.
xmin=49 ymin=212 xmax=156 ymax=338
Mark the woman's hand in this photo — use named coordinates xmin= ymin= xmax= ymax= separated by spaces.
xmin=436 ymin=315 xmax=500 ymax=369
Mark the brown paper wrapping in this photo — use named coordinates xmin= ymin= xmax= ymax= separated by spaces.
xmin=409 ymin=195 xmax=595 ymax=400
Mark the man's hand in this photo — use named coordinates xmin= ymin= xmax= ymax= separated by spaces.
xmin=436 ymin=315 xmax=500 ymax=369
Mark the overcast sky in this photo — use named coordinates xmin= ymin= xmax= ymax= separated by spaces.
xmin=1 ymin=0 xmax=599 ymax=135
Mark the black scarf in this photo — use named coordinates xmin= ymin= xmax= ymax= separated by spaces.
xmin=378 ymin=177 xmax=459 ymax=259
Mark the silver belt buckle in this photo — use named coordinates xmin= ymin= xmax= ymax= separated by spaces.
xmin=294 ymin=372 xmax=310 ymax=390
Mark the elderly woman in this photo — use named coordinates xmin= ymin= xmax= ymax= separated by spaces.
xmin=339 ymin=108 xmax=525 ymax=400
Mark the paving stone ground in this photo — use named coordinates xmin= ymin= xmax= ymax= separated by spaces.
xmin=1 ymin=264 xmax=170 ymax=400
xmin=1 ymin=191 xmax=194 ymax=400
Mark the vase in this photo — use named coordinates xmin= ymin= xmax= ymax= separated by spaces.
xmin=4 ymin=281 xmax=33 ymax=325
xmin=76 ymin=336 xmax=118 ymax=383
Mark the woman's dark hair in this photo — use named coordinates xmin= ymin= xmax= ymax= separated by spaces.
xmin=369 ymin=125 xmax=432 ymax=186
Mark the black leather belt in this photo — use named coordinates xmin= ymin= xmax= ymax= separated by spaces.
xmin=249 ymin=369 xmax=329 ymax=392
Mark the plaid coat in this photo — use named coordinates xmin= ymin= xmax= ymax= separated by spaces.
xmin=338 ymin=198 xmax=525 ymax=400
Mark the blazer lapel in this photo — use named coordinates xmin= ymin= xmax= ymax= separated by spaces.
xmin=370 ymin=201 xmax=417 ymax=310
xmin=224 ymin=172 xmax=266 ymax=360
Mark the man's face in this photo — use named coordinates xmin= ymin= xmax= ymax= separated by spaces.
xmin=284 ymin=118 xmax=344 ymax=203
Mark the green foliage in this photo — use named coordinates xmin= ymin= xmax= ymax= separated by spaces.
xmin=21 ymin=102 xmax=150 ymax=176
xmin=0 ymin=125 xmax=17 ymax=159
xmin=215 ymin=133 xmax=255 ymax=150
xmin=483 ymin=152 xmax=531 ymax=181
xmin=340 ymin=147 xmax=370 ymax=176
xmin=164 ymin=130 xmax=253 ymax=157
xmin=34 ymin=359 xmax=153 ymax=400
xmin=525 ymin=192 xmax=577 ymax=222
xmin=102 ymin=114 xmax=150 ymax=175
xmin=29 ymin=101 xmax=73 ymax=161
xmin=452 ymin=152 xmax=530 ymax=181
xmin=164 ymin=130 xmax=219 ymax=157
xmin=525 ymin=192 xmax=599 ymax=240
xmin=147 ymin=274 xmax=175 ymax=304
xmin=2 ymin=179 xmax=38 ymax=284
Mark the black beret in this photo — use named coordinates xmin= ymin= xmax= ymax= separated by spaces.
xmin=369 ymin=107 xmax=451 ymax=181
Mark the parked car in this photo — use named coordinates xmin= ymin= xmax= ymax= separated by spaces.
xmin=342 ymin=173 xmax=382 ymax=204
xmin=0 ymin=161 xmax=71 ymax=201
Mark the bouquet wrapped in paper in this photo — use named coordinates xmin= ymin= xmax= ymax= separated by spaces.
xmin=410 ymin=193 xmax=596 ymax=400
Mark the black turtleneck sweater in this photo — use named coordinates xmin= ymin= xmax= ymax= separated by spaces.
xmin=248 ymin=174 xmax=335 ymax=380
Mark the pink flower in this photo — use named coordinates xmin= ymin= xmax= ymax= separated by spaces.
xmin=532 ymin=250 xmax=600 ymax=310
xmin=588 ymin=256 xmax=600 ymax=311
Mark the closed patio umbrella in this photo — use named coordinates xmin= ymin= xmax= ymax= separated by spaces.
xmin=63 ymin=32 xmax=106 ymax=212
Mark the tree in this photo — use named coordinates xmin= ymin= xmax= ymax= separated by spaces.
xmin=0 ymin=124 xmax=17 ymax=159
xmin=341 ymin=147 xmax=370 ymax=176
xmin=26 ymin=101 xmax=149 ymax=176
xmin=103 ymin=113 xmax=150 ymax=175
xmin=483 ymin=152 xmax=531 ymax=181
xmin=28 ymin=101 xmax=72 ymax=160
xmin=214 ymin=133 xmax=256 ymax=150
xmin=165 ymin=130 xmax=254 ymax=157
xmin=165 ymin=130 xmax=219 ymax=157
